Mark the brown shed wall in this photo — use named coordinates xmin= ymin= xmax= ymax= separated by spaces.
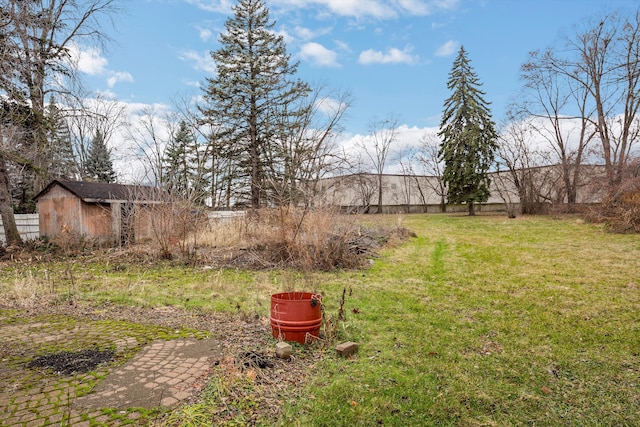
xmin=38 ymin=186 xmax=81 ymax=237
xmin=37 ymin=185 xmax=114 ymax=242
xmin=81 ymin=202 xmax=113 ymax=238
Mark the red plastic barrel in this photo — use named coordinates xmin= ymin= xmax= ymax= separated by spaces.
xmin=270 ymin=292 xmax=322 ymax=344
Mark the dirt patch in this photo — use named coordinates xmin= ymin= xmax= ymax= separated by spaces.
xmin=27 ymin=348 xmax=114 ymax=375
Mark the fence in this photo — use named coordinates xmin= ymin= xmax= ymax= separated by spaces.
xmin=207 ymin=210 xmax=246 ymax=221
xmin=0 ymin=213 xmax=39 ymax=245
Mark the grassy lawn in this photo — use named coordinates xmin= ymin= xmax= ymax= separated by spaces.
xmin=277 ymin=214 xmax=640 ymax=426
xmin=3 ymin=213 xmax=639 ymax=426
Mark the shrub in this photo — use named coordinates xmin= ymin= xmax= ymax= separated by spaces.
xmin=244 ymin=206 xmax=365 ymax=270
xmin=587 ymin=178 xmax=640 ymax=233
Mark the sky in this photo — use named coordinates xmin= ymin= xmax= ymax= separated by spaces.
xmin=74 ymin=0 xmax=639 ymax=177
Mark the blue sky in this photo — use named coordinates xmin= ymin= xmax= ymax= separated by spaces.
xmin=80 ymin=0 xmax=638 ymax=136
xmin=73 ymin=0 xmax=638 ymax=180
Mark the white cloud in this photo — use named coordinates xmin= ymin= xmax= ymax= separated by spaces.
xmin=334 ymin=40 xmax=351 ymax=53
xmin=275 ymin=28 xmax=294 ymax=45
xmin=435 ymin=40 xmax=458 ymax=57
xmin=300 ymin=42 xmax=340 ymax=67
xmin=315 ymin=96 xmax=346 ymax=116
xmin=66 ymin=43 xmax=134 ymax=89
xmin=274 ymin=0 xmax=394 ymax=19
xmin=179 ymin=50 xmax=217 ymax=74
xmin=123 ymin=101 xmax=172 ymax=117
xmin=395 ymin=0 xmax=430 ymax=15
xmin=184 ymin=0 xmax=234 ymax=14
xmin=184 ymin=79 xmax=202 ymax=88
xmin=294 ymin=25 xmax=333 ymax=41
xmin=107 ymin=71 xmax=134 ymax=88
xmin=68 ymin=44 xmax=108 ymax=75
xmin=358 ymin=46 xmax=418 ymax=65
xmin=198 ymin=28 xmax=214 ymax=42
xmin=274 ymin=0 xmax=460 ymax=19
xmin=94 ymin=89 xmax=118 ymax=100
xmin=315 ymin=0 xmax=393 ymax=18
xmin=276 ymin=25 xmax=333 ymax=45
xmin=396 ymin=0 xmax=461 ymax=15
xmin=294 ymin=26 xmax=317 ymax=41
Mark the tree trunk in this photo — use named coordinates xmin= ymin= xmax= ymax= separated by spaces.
xmin=249 ymin=93 xmax=261 ymax=210
xmin=468 ymin=202 xmax=476 ymax=216
xmin=376 ymin=173 xmax=383 ymax=214
xmin=0 ymin=153 xmax=23 ymax=246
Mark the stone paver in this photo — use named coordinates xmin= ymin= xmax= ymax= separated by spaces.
xmin=74 ymin=338 xmax=219 ymax=409
xmin=0 ymin=313 xmax=222 ymax=427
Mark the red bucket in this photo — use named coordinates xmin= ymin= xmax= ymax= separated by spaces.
xmin=270 ymin=292 xmax=322 ymax=344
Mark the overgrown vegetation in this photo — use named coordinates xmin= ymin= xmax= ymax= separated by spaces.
xmin=1 ymin=213 xmax=638 ymax=426
xmin=587 ymin=177 xmax=640 ymax=233
xmin=139 ymin=205 xmax=410 ymax=270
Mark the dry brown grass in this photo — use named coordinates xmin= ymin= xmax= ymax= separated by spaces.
xmin=130 ymin=205 xmax=418 ymax=270
xmin=1 ymin=268 xmax=60 ymax=307
xmin=194 ymin=206 xmax=373 ymax=270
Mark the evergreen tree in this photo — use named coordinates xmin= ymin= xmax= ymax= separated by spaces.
xmin=163 ymin=121 xmax=191 ymax=196
xmin=163 ymin=120 xmax=209 ymax=204
xmin=45 ymin=97 xmax=80 ymax=181
xmin=84 ymin=130 xmax=117 ymax=183
xmin=200 ymin=0 xmax=310 ymax=209
xmin=438 ymin=46 xmax=498 ymax=216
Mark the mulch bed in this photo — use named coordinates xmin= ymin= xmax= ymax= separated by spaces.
xmin=27 ymin=348 xmax=114 ymax=375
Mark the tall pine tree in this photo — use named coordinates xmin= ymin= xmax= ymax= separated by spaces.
xmin=200 ymin=0 xmax=310 ymax=209
xmin=84 ymin=130 xmax=117 ymax=183
xmin=438 ymin=46 xmax=498 ymax=216
xmin=163 ymin=120 xmax=209 ymax=204
xmin=45 ymin=97 xmax=80 ymax=181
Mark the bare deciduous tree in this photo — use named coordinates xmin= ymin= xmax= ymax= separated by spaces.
xmin=356 ymin=116 xmax=398 ymax=214
xmin=496 ymin=117 xmax=559 ymax=214
xmin=67 ymin=95 xmax=126 ymax=176
xmin=519 ymin=47 xmax=597 ymax=210
xmin=264 ymin=85 xmax=352 ymax=207
xmin=126 ymin=106 xmax=174 ymax=186
xmin=415 ymin=133 xmax=447 ymax=212
xmin=533 ymin=8 xmax=640 ymax=189
xmin=0 ymin=0 xmax=120 ymax=245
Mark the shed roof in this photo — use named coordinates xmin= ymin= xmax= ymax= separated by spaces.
xmin=35 ymin=179 xmax=164 ymax=203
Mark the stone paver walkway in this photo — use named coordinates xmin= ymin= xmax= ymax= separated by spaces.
xmin=0 ymin=313 xmax=221 ymax=426
xmin=74 ymin=338 xmax=220 ymax=409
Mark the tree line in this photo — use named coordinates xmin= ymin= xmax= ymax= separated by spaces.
xmin=2 ymin=0 xmax=640 ymax=246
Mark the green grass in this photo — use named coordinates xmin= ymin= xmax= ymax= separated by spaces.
xmin=278 ymin=214 xmax=640 ymax=426
xmin=2 ymin=260 xmax=292 ymax=312
xmin=2 ymin=213 xmax=639 ymax=426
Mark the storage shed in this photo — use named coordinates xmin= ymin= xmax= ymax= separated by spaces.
xmin=35 ymin=179 xmax=164 ymax=245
